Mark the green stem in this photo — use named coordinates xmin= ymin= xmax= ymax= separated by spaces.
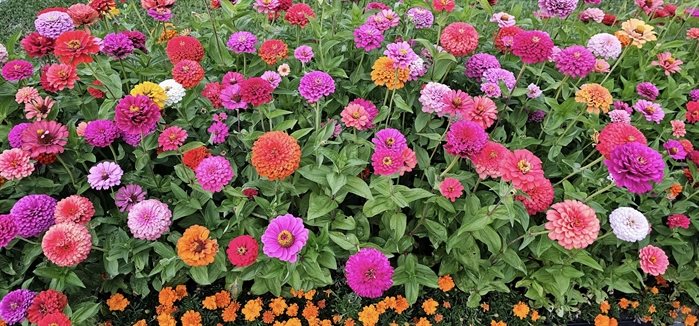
xmin=314 ymin=102 xmax=321 ymax=132
xmin=554 ymin=110 xmax=584 ymax=145
xmin=553 ymin=156 xmax=604 ymax=187
xmin=506 ymin=63 xmax=527 ymax=100
xmin=131 ymin=1 xmax=152 ymax=39
xmin=554 ymin=75 xmax=569 ymax=102
xmin=586 ymin=183 xmax=614 ymax=201
xmin=109 ymin=144 xmax=119 ymax=162
xmin=204 ymin=0 xmax=223 ymax=61
xmin=439 ymin=158 xmax=459 ymax=178
xmin=18 ymin=237 xmax=39 ymax=245
xmin=118 ymin=59 xmax=129 ymax=89
xmin=56 ymin=156 xmax=77 ymax=189
xmin=384 ymin=89 xmax=396 ymax=127
xmin=602 ymin=46 xmax=630 ymax=84
xmin=428 ymin=120 xmax=451 ymax=162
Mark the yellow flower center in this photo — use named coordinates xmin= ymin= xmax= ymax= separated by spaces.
xmin=237 ymin=246 xmax=248 ymax=255
xmin=517 ymin=160 xmax=531 ymax=173
xmin=277 ymin=230 xmax=294 ymax=248
xmin=129 ymin=105 xmax=140 ymax=113
xmin=382 ymin=157 xmax=393 ymax=166
xmin=532 ymin=36 xmax=540 ymax=43
xmin=66 ymin=40 xmax=82 ymax=49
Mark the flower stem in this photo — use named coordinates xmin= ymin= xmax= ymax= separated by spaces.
xmin=586 ymin=183 xmax=614 ymax=201
xmin=56 ymin=156 xmax=77 ymax=189
xmin=384 ymin=89 xmax=396 ymax=127
xmin=439 ymin=158 xmax=459 ymax=178
xmin=314 ymin=102 xmax=321 ymax=132
xmin=554 ymin=75 xmax=569 ymax=102
xmin=602 ymin=46 xmax=630 ymax=84
xmin=553 ymin=156 xmax=604 ymax=187
xmin=109 ymin=144 xmax=119 ymax=162
xmin=428 ymin=120 xmax=451 ymax=162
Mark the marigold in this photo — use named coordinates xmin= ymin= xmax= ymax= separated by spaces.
xmin=513 ymin=301 xmax=530 ymax=320
xmin=215 ymin=291 xmax=231 ymax=308
xmin=422 ymin=299 xmax=439 ymax=315
xmin=594 ymin=314 xmax=618 ymax=326
xmin=490 ymin=321 xmax=506 ymax=326
xmin=394 ymin=296 xmax=409 ymax=314
xmin=106 ymin=293 xmax=129 ymax=311
xmin=251 ymin=131 xmax=302 ymax=180
xmin=304 ymin=290 xmax=316 ymax=300
xmin=576 ymin=83 xmax=613 ymax=114
xmin=434 ymin=314 xmax=444 ymax=323
xmin=600 ymin=300 xmax=611 ymax=313
xmin=243 ymin=298 xmax=263 ymax=321
xmin=222 ymin=301 xmax=240 ymax=322
xmin=416 ymin=317 xmax=432 ymax=326
xmin=358 ymin=305 xmax=379 ymax=326
xmin=631 ymin=301 xmax=640 ymax=309
xmin=262 ymin=310 xmax=275 ymax=324
xmin=286 ymin=303 xmax=299 ymax=317
xmin=269 ymin=297 xmax=287 ymax=316
xmin=370 ymin=57 xmax=410 ymax=90
xmin=531 ymin=310 xmax=540 ymax=321
xmin=203 ymin=296 xmax=218 ymax=310
xmin=481 ymin=303 xmax=490 ymax=312
xmin=682 ymin=306 xmax=692 ymax=315
xmin=686 ymin=314 xmax=698 ymax=326
xmin=177 ymin=225 xmax=219 ymax=267
xmin=181 ymin=310 xmax=202 ymax=326
xmin=672 ymin=301 xmax=681 ymax=309
xmin=159 ymin=287 xmax=177 ymax=306
xmin=133 ymin=320 xmax=147 ymax=326
xmin=131 ymin=82 xmax=167 ymax=109
xmin=618 ymin=298 xmax=630 ymax=309
xmin=650 ymin=287 xmax=659 ymax=295
xmin=648 ymin=304 xmax=656 ymax=314
xmin=175 ymin=285 xmax=188 ymax=300
xmin=157 ymin=313 xmax=176 ymax=326
xmin=156 ymin=304 xmax=177 ymax=315
xmin=302 ymin=301 xmax=319 ymax=321
xmin=437 ymin=275 xmax=455 ymax=292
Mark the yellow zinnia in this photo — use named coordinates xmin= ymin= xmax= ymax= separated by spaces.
xmin=131 ymin=81 xmax=167 ymax=109
xmin=619 ymin=19 xmax=657 ymax=48
xmin=576 ymin=83 xmax=613 ymax=114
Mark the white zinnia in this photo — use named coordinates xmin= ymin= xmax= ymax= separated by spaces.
xmin=159 ymin=79 xmax=186 ymax=107
xmin=609 ymin=207 xmax=649 ymax=242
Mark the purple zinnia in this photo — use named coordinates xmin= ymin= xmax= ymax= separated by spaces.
xmin=554 ymin=45 xmax=596 ymax=78
xmin=636 ymin=82 xmax=659 ymax=101
xmin=690 ymin=89 xmax=699 ymax=101
xmin=664 ymin=140 xmax=687 ymax=160
xmin=207 ymin=121 xmax=229 ymax=144
xmin=115 ymin=184 xmax=147 ymax=212
xmin=366 ymin=9 xmax=400 ymax=32
xmin=372 ymin=128 xmax=407 ymax=151
xmin=353 ymin=24 xmax=384 ymax=52
xmin=147 ymin=8 xmax=172 ymax=21
xmin=122 ymin=30 xmax=147 ymax=52
xmin=227 ymin=31 xmax=257 ymax=54
xmin=0 ymin=214 xmax=17 ymax=248
xmin=84 ymin=119 xmax=120 ymax=147
xmin=605 ymin=142 xmax=665 ymax=194
xmin=261 ymin=71 xmax=281 ymax=89
xmin=101 ymin=32 xmax=135 ymax=59
xmin=121 ymin=131 xmax=142 ymax=146
xmin=8 ymin=123 xmax=31 ymax=148
xmin=220 ymin=85 xmax=248 ymax=110
xmin=482 ymin=68 xmax=516 ymax=92
xmin=633 ymin=100 xmax=665 ymax=124
xmin=345 ymin=248 xmax=394 ymax=298
xmin=445 ymin=120 xmax=488 ymax=158
xmin=195 ymin=156 xmax=235 ymax=192
xmin=527 ymin=84 xmax=543 ymax=98
xmin=528 ymin=110 xmax=546 ymax=122
xmin=298 ymin=71 xmax=335 ymax=103
xmin=87 ymin=161 xmax=123 ymax=190
xmin=2 ymin=60 xmax=34 ymax=82
xmin=127 ymin=199 xmax=172 ymax=240
xmin=10 ymin=194 xmax=56 ymax=238
xmin=406 ymin=7 xmax=433 ymax=29
xmin=34 ymin=11 xmax=74 ymax=39
xmin=538 ymin=0 xmax=579 ymax=18
xmin=293 ymin=45 xmax=314 ymax=64
xmin=609 ymin=110 xmax=631 ymax=124
xmin=0 ymin=289 xmax=36 ymax=324
xmin=384 ymin=42 xmax=417 ymax=69
xmin=261 ymin=214 xmax=309 ymax=263
xmin=613 ymin=100 xmax=633 ymax=114
xmin=481 ymin=82 xmax=502 ymax=98
xmin=464 ymin=53 xmax=500 ymax=79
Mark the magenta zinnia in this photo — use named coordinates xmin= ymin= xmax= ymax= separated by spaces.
xmin=345 ymin=248 xmax=394 ymax=298
xmin=114 ymin=95 xmax=161 ymax=135
xmin=261 ymin=214 xmax=309 ymax=263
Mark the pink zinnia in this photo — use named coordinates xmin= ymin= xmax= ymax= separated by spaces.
xmin=261 ymin=214 xmax=309 ymax=263
xmin=667 ymin=214 xmax=690 ymax=229
xmin=469 ymin=141 xmax=509 ymax=179
xmin=345 ymin=248 xmax=394 ymax=298
xmin=651 ymin=52 xmax=682 ymax=76
xmin=441 ymin=89 xmax=471 ymax=118
xmin=512 ymin=30 xmax=554 ymax=64
xmin=464 ymin=96 xmax=498 ymax=129
xmin=545 ymin=200 xmax=600 ymax=250
xmin=195 ymin=156 xmax=235 ymax=193
xmin=638 ymin=245 xmax=669 ymax=276
xmin=400 ymin=147 xmax=417 ymax=176
xmin=158 ymin=126 xmax=187 ymax=151
xmin=114 ymin=95 xmax=161 ymax=135
xmin=554 ymin=45 xmax=596 ymax=78
xmin=341 ymin=103 xmax=371 ymax=130
xmin=349 ymin=98 xmax=378 ymax=128
xmin=41 ymin=222 xmax=92 ymax=267
xmin=0 ymin=148 xmax=35 ymax=181
xmin=515 ymin=176 xmax=554 ymax=215
xmin=45 ymin=63 xmax=78 ymax=91
xmin=15 ymin=87 xmax=40 ymax=104
xmin=127 ymin=199 xmax=172 ymax=240
xmin=444 ymin=120 xmax=488 ymax=158
xmin=371 ymin=148 xmax=403 ymax=176
xmin=500 ymin=149 xmax=545 ymax=188
xmin=439 ymin=178 xmax=464 ymax=202
xmin=21 ymin=120 xmax=68 ymax=158
xmin=670 ymin=120 xmax=686 ymax=137
xmin=54 ymin=195 xmax=94 ymax=224
xmin=24 ymin=96 xmax=55 ymax=121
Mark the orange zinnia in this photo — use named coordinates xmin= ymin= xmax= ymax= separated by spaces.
xmin=370 ymin=56 xmax=409 ymax=90
xmin=177 ymin=225 xmax=219 ymax=267
xmin=251 ymin=131 xmax=302 ymax=181
xmin=437 ymin=275 xmax=455 ymax=292
xmin=106 ymin=293 xmax=129 ymax=311
xmin=575 ymin=83 xmax=613 ymax=114
xmin=181 ymin=310 xmax=202 ymax=326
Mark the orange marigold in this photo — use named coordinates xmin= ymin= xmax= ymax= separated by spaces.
xmin=181 ymin=310 xmax=202 ymax=326
xmin=416 ymin=317 xmax=432 ymax=326
xmin=159 ymin=24 xmax=178 ymax=44
xmin=370 ymin=56 xmax=409 ymax=90
xmin=177 ymin=225 xmax=219 ymax=267
xmin=175 ymin=285 xmax=188 ymax=300
xmin=394 ymin=296 xmax=409 ymax=314
xmin=215 ymin=291 xmax=231 ymax=308
xmin=481 ymin=303 xmax=490 ymax=312
xmin=133 ymin=320 xmax=147 ymax=326
xmin=251 ymin=131 xmax=302 ymax=181
xmin=321 ymin=320 xmax=332 ymax=326
xmin=290 ymin=288 xmax=304 ymax=298
xmin=442 ymin=301 xmax=451 ymax=309
xmin=203 ymin=296 xmax=218 ymax=310
xmin=382 ymin=296 xmax=396 ymax=310
xmin=600 ymin=300 xmax=611 ymax=314
xmin=243 ymin=298 xmax=263 ymax=321
xmin=490 ymin=321 xmax=506 ymax=326
xmin=222 ymin=301 xmax=240 ymax=322
xmin=358 ymin=305 xmax=379 ymax=326
xmin=303 ymin=301 xmax=319 ymax=321
xmin=422 ymin=299 xmax=439 ymax=315
xmin=438 ymin=275 xmax=455 ymax=292
xmin=332 ymin=315 xmax=342 ymax=324
xmin=269 ymin=297 xmax=288 ymax=316
xmin=648 ymin=304 xmax=656 ymax=314
xmin=594 ymin=314 xmax=618 ymax=326
xmin=286 ymin=303 xmax=299 ymax=317
xmin=671 ymin=311 xmax=679 ymax=319
xmin=304 ymin=290 xmax=316 ymax=300
xmin=686 ymin=314 xmax=698 ymax=326
xmin=672 ymin=301 xmax=681 ymax=309
xmin=650 ymin=287 xmax=659 ymax=295
xmin=262 ymin=310 xmax=275 ymax=324
xmin=434 ymin=314 xmax=444 ymax=323
xmin=159 ymin=287 xmax=178 ymax=306
xmin=531 ymin=310 xmax=540 ymax=321
xmin=286 ymin=317 xmax=303 ymax=326
xmin=344 ymin=318 xmax=355 ymax=326
xmin=107 ymin=293 xmax=129 ymax=311
xmin=156 ymin=304 xmax=178 ymax=316
xmin=317 ymin=299 xmax=326 ymax=309
xmin=631 ymin=301 xmax=640 ymax=309
xmin=618 ymin=298 xmax=630 ymax=309
xmin=157 ymin=314 xmax=176 ymax=326
xmin=641 ymin=316 xmax=652 ymax=323
xmin=575 ymin=83 xmax=612 ymax=114
xmin=682 ymin=306 xmax=693 ymax=315
xmin=512 ymin=301 xmax=530 ymax=320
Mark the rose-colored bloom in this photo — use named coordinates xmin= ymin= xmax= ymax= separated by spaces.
xmin=239 ymin=77 xmax=273 ymax=107
xmin=371 ymin=148 xmax=404 ymax=176
xmin=671 ymin=120 xmax=686 ymax=137
xmin=445 ymin=121 xmax=488 ymax=158
xmin=53 ymin=30 xmax=99 ymax=66
xmin=166 ymin=36 xmax=205 ymax=64
xmin=345 ymin=248 xmax=394 ymax=298
xmin=469 ymin=141 xmax=508 ymax=179
xmin=26 ymin=290 xmax=67 ymax=324
xmin=514 ymin=176 xmax=554 ymax=215
xmin=664 ymin=139 xmax=687 ymax=160
xmin=42 ymin=222 xmax=92 ymax=267
xmin=494 ymin=26 xmax=523 ymax=53
xmin=609 ymin=110 xmax=631 ymax=124
xmin=341 ymin=103 xmax=371 ymax=130
xmin=54 ymin=195 xmax=94 ymax=224
xmin=512 ymin=30 xmax=554 ymax=64
xmin=667 ymin=214 xmax=690 ymax=229
xmin=439 ymin=22 xmax=479 ymax=57
xmin=490 ymin=12 xmax=516 ymax=27
xmin=24 ymin=96 xmax=55 ymax=121
xmin=15 ymin=87 xmax=40 ymax=104
xmin=635 ymin=0 xmax=662 ymax=14
xmin=579 ymin=8 xmax=604 ymax=23
xmin=651 ymin=52 xmax=682 ymax=76
xmin=439 ymin=178 xmax=464 ymax=202
xmin=636 ymin=82 xmax=659 ymax=101
xmin=44 ymin=63 xmax=78 ymax=91
xmin=67 ymin=3 xmax=99 ymax=26
xmin=432 ymin=0 xmax=454 ymax=12
xmin=501 ymin=149 xmax=545 ymax=188
xmin=158 ymin=126 xmax=187 ymax=151
xmin=21 ymin=120 xmax=68 ymax=158
xmin=596 ymin=122 xmax=647 ymax=158
xmin=2 ymin=60 xmax=34 ymax=82
xmin=366 ymin=9 xmax=400 ymax=32
xmin=687 ymin=28 xmax=699 ymax=40
xmin=546 ymin=200 xmax=600 ymax=250
xmin=688 ymin=101 xmax=699 ymax=124
xmin=38 ymin=313 xmax=70 ymax=326
xmin=226 ymin=235 xmax=259 ymax=267
xmin=261 ymin=214 xmax=309 ymax=263
xmin=463 ymin=96 xmax=498 ymax=129
xmin=114 ymin=95 xmax=161 ymax=135
xmin=384 ymin=42 xmax=418 ymax=69
xmin=354 ymin=24 xmax=384 ymax=52
xmin=587 ymin=33 xmax=621 ymax=60
xmin=0 ymin=214 xmax=17 ymax=248
xmin=285 ymin=3 xmax=315 ymax=27
xmin=21 ymin=32 xmax=55 ymax=58
xmin=0 ymin=149 xmax=35 ymax=181
xmin=293 ymin=45 xmax=314 ymax=64
xmin=172 ymin=59 xmax=205 ymax=89
xmin=227 ymin=31 xmax=257 ymax=54
xmin=195 ymin=156 xmax=235 ymax=193
xmin=605 ymin=142 xmax=665 ymax=194
xmin=442 ymin=89 xmax=471 ymax=118
xmin=639 ymin=245 xmax=669 ymax=276
xmin=127 ymin=199 xmax=172 ymax=240
xmin=419 ymin=82 xmax=451 ymax=116
xmin=258 ymin=39 xmax=288 ymax=65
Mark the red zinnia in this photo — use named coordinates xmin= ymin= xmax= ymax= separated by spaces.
xmin=45 ymin=63 xmax=79 ymax=91
xmin=242 ymin=188 xmax=258 ymax=199
xmin=285 ymin=3 xmax=315 ymax=27
xmin=439 ymin=22 xmax=479 ymax=57
xmin=432 ymin=0 xmax=455 ymax=12
xmin=183 ymin=146 xmax=210 ymax=170
xmin=27 ymin=289 xmax=68 ymax=324
xmin=277 ymin=0 xmax=292 ymax=11
xmin=596 ymin=122 xmax=648 ymax=158
xmin=38 ymin=312 xmax=71 ymax=326
xmin=211 ymin=0 xmax=221 ymax=8
xmin=602 ymin=13 xmax=617 ymax=26
xmin=258 ymin=39 xmax=288 ymax=65
xmin=21 ymin=32 xmax=55 ymax=58
xmin=686 ymin=101 xmax=699 ymax=124
xmin=166 ymin=36 xmax=205 ymax=64
xmin=87 ymin=80 xmax=105 ymax=98
xmin=40 ymin=65 xmax=60 ymax=93
xmin=172 ymin=60 xmax=205 ymax=89
xmin=89 ymin=0 xmax=116 ymax=17
xmin=54 ymin=30 xmax=99 ymax=66
xmin=239 ymin=77 xmax=274 ymax=107
xmin=202 ymin=82 xmax=223 ymax=108
xmin=494 ymin=26 xmax=523 ymax=53
xmin=226 ymin=235 xmax=259 ymax=267
xmin=67 ymin=3 xmax=100 ymax=26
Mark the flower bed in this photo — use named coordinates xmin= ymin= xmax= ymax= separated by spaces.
xmin=0 ymin=0 xmax=698 ymax=325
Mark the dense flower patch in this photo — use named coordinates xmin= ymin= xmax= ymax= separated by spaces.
xmin=0 ymin=0 xmax=698 ymax=325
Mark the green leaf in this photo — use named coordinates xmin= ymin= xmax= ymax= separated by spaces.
xmin=190 ymin=266 xmax=211 ymax=285
xmin=308 ymin=193 xmax=338 ymax=220
xmin=71 ymin=301 xmax=101 ymax=324
xmin=503 ymin=249 xmax=527 ymax=273
xmin=423 ymin=219 xmax=448 ymax=245
xmin=573 ymin=251 xmax=604 ymax=271
xmin=344 ymin=176 xmax=373 ymax=200
xmin=326 ymin=173 xmax=347 ymax=196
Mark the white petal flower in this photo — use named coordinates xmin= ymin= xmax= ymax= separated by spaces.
xmin=609 ymin=207 xmax=649 ymax=242
xmin=159 ymin=79 xmax=186 ymax=107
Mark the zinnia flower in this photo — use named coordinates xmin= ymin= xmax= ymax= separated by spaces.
xmin=177 ymin=225 xmax=219 ymax=267
xmin=609 ymin=207 xmax=649 ymax=242
xmin=239 ymin=77 xmax=273 ymax=107
xmin=0 ymin=148 xmax=35 ymax=181
xmin=284 ymin=3 xmax=315 ymax=27
xmin=545 ymin=200 xmax=599 ymax=250
xmin=159 ymin=79 xmax=186 ymax=107
xmin=554 ymin=45 xmax=596 ymax=78
xmin=38 ymin=313 xmax=71 ymax=326
xmin=688 ymin=101 xmax=699 ymax=124
xmin=341 ymin=103 xmax=371 ymax=130
xmin=633 ymin=100 xmax=664 ymax=124
xmin=261 ymin=214 xmax=309 ymax=263
xmin=172 ymin=59 xmax=205 ymax=89
xmin=469 ymin=141 xmax=508 ymax=179
xmin=512 ymin=30 xmax=554 ymax=64
xmin=639 ymin=245 xmax=669 ymax=276
xmin=251 ymin=131 xmax=302 ymax=180
xmin=42 ymin=222 xmax=92 ymax=267
xmin=671 ymin=120 xmax=686 ymax=137
xmin=53 ymin=30 xmax=99 ymax=65
xmin=494 ymin=26 xmax=523 ymax=53
xmin=419 ymin=82 xmax=451 ymax=116
xmin=115 ymin=184 xmax=147 ymax=212
xmin=0 ymin=289 xmax=36 ymax=325
xmin=195 ymin=156 xmax=235 ymax=192
xmin=664 ymin=139 xmax=687 ymax=160
xmin=515 ymin=176 xmax=554 ymax=215
xmin=619 ymin=19 xmax=657 ymax=48
xmin=439 ymin=178 xmax=464 ymax=202
xmin=464 ymin=53 xmax=500 ymax=79
xmin=372 ymin=128 xmax=407 ymax=151
xmin=227 ymin=31 xmax=258 ymax=54
xmin=575 ymin=83 xmax=612 ymax=114
xmin=538 ymin=0 xmax=578 ymax=17
xmin=127 ymin=199 xmax=172 ymax=240
xmin=298 ymin=71 xmax=335 ymax=103
xmin=158 ymin=126 xmax=187 ymax=151
xmin=596 ymin=122 xmax=647 ymax=158
xmin=67 ymin=3 xmax=99 ymax=26
xmin=26 ymin=289 xmax=67 ymax=324
xmin=54 ymin=195 xmax=94 ymax=224
xmin=605 ymin=142 xmax=665 ymax=194
xmin=183 ymin=146 xmax=210 ymax=170
xmin=490 ymin=12 xmax=516 ymax=27
xmin=442 ymin=89 xmax=471 ymax=119
xmin=84 ymin=119 xmax=120 ymax=148
xmin=131 ymin=81 xmax=167 ymax=109
xmin=444 ymin=121 xmax=488 ymax=158
xmin=407 ymin=7 xmax=434 ymax=29
xmin=667 ymin=214 xmax=690 ymax=229
xmin=354 ymin=24 xmax=384 ymax=52
xmin=501 ymin=149 xmax=545 ymax=189
xmin=20 ymin=32 xmax=55 ymax=58
xmin=114 ymin=95 xmax=161 ymax=135
xmin=371 ymin=148 xmax=404 ymax=176
xmin=258 ymin=39 xmax=288 ymax=65
xmin=371 ymin=57 xmax=409 ymax=90
xmin=10 ymin=194 xmax=56 ymax=238
xmin=35 ymin=11 xmax=74 ymax=39
xmin=651 ymin=52 xmax=682 ymax=76
xmin=384 ymin=42 xmax=418 ymax=69
xmin=0 ymin=214 xmax=17 ymax=248
xmin=87 ymin=161 xmax=123 ymax=190
xmin=636 ymin=82 xmax=659 ymax=100
xmin=345 ymin=248 xmax=394 ymax=298
xmin=2 ymin=60 xmax=34 ymax=82
xmin=227 ymin=235 xmax=259 ymax=267
xmin=439 ymin=22 xmax=479 ymax=57
xmin=166 ymin=36 xmax=205 ymax=64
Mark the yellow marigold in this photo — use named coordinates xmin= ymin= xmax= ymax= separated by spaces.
xmin=438 ymin=275 xmax=455 ymax=292
xmin=159 ymin=287 xmax=177 ymax=306
xmin=222 ymin=301 xmax=240 ymax=322
xmin=133 ymin=320 xmax=147 ymax=326
xmin=512 ymin=301 xmax=530 ymax=320
xmin=270 ymin=297 xmax=288 ymax=316
xmin=434 ymin=314 xmax=444 ymax=323
xmin=480 ymin=303 xmax=490 ymax=312
xmin=243 ymin=298 xmax=263 ymax=321
xmin=262 ymin=310 xmax=275 ymax=324
xmin=203 ymin=296 xmax=218 ymax=310
xmin=614 ymin=31 xmax=631 ymax=47
xmin=531 ymin=310 xmax=540 ymax=321
xmin=686 ymin=314 xmax=698 ymax=326
xmin=176 ymin=225 xmax=219 ymax=267
xmin=175 ymin=285 xmax=188 ymax=300
xmin=358 ymin=305 xmax=379 ymax=326
xmin=303 ymin=301 xmax=319 ymax=321
xmin=619 ymin=19 xmax=657 ymax=48
xmin=286 ymin=318 xmax=303 ymax=326
xmin=131 ymin=82 xmax=167 ymax=109
xmin=394 ymin=296 xmax=409 ymax=314
xmin=370 ymin=56 xmax=409 ymax=90
xmin=181 ymin=310 xmax=202 ymax=326
xmin=416 ymin=317 xmax=432 ymax=326
xmin=631 ymin=301 xmax=640 ymax=309
xmin=682 ymin=306 xmax=693 ymax=315
xmin=157 ymin=314 xmax=176 ymax=326
xmin=594 ymin=314 xmax=618 ymax=326
xmin=286 ymin=303 xmax=299 ymax=317
xmin=650 ymin=287 xmax=659 ymax=295
xmin=600 ymin=300 xmax=611 ymax=314
xmin=490 ymin=321 xmax=506 ymax=326
xmin=575 ymin=83 xmax=612 ymax=114
xmin=422 ymin=299 xmax=439 ymax=315
xmin=107 ymin=293 xmax=129 ymax=312
xmin=251 ymin=131 xmax=302 ymax=181
xmin=648 ymin=304 xmax=656 ymax=314
xmin=215 ymin=291 xmax=231 ymax=308
xmin=618 ymin=298 xmax=630 ymax=309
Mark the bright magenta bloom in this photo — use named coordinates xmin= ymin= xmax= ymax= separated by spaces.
xmin=261 ymin=214 xmax=309 ymax=263
xmin=345 ymin=248 xmax=394 ymax=298
xmin=439 ymin=178 xmax=464 ymax=202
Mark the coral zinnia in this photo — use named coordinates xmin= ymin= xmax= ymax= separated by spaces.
xmin=172 ymin=59 xmax=205 ymax=89
xmin=639 ymin=245 xmax=669 ymax=276
xmin=439 ymin=22 xmax=479 ymax=57
xmin=444 ymin=120 xmax=488 ymax=158
xmin=596 ymin=122 xmax=647 ymax=159
xmin=470 ymin=141 xmax=508 ymax=179
xmin=166 ymin=36 xmax=205 ymax=64
xmin=345 ymin=248 xmax=394 ymax=298
xmin=53 ymin=30 xmax=99 ymax=66
xmin=38 ymin=312 xmax=71 ymax=326
xmin=54 ymin=195 xmax=94 ymax=224
xmin=21 ymin=120 xmax=68 ymax=158
xmin=515 ymin=176 xmax=554 ymax=215
xmin=227 ymin=235 xmax=259 ymax=267
xmin=605 ymin=142 xmax=664 ymax=194
xmin=0 ymin=214 xmax=17 ymax=248
xmin=501 ymin=149 xmax=545 ymax=189
xmin=261 ymin=214 xmax=309 ymax=263
xmin=42 ymin=222 xmax=92 ymax=267
xmin=575 ymin=83 xmax=612 ymax=114
xmin=512 ymin=30 xmax=554 ymax=64
xmin=239 ymin=77 xmax=273 ymax=107
xmin=183 ymin=146 xmax=211 ymax=170
xmin=177 ymin=225 xmax=219 ymax=267
xmin=0 ymin=148 xmax=35 ymax=181
xmin=258 ymin=39 xmax=288 ymax=65
xmin=439 ymin=178 xmax=464 ymax=202
xmin=251 ymin=131 xmax=302 ymax=180
xmin=26 ymin=289 xmax=67 ymax=324
xmin=371 ymin=57 xmax=410 ymax=90
xmin=545 ymin=200 xmax=599 ymax=250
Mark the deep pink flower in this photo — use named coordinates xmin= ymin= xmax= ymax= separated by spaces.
xmin=667 ymin=214 xmax=690 ymax=229
xmin=639 ymin=245 xmax=669 ymax=276
xmin=345 ymin=248 xmax=394 ymax=298
xmin=158 ymin=126 xmax=187 ymax=151
xmin=439 ymin=178 xmax=464 ymax=202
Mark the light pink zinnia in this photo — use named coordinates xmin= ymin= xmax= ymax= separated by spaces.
xmin=638 ymin=245 xmax=669 ymax=276
xmin=15 ymin=87 xmax=40 ymax=104
xmin=670 ymin=120 xmax=686 ymax=137
xmin=439 ymin=178 xmax=464 ymax=202
xmin=464 ymin=96 xmax=498 ymax=129
xmin=545 ymin=200 xmax=600 ymax=250
xmin=24 ymin=96 xmax=55 ymax=121
xmin=341 ymin=103 xmax=371 ymax=130
xmin=157 ymin=126 xmax=187 ymax=151
xmin=0 ymin=148 xmax=35 ymax=180
xmin=651 ymin=52 xmax=682 ymax=76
